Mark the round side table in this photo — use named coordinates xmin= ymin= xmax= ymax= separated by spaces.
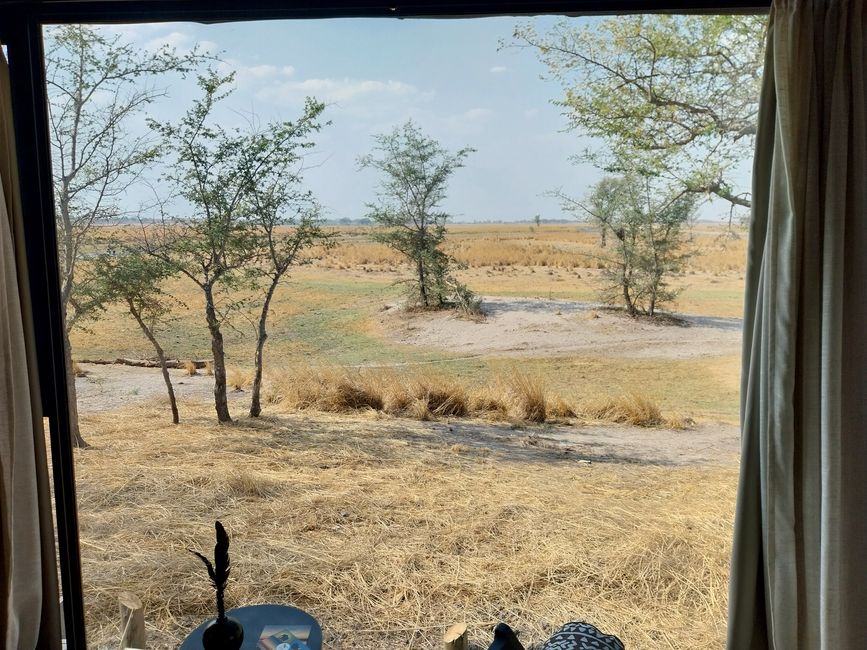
xmin=180 ymin=605 xmax=322 ymax=650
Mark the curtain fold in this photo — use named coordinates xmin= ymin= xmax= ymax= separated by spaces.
xmin=0 ymin=48 xmax=63 ymax=648
xmin=728 ymin=1 xmax=867 ymax=648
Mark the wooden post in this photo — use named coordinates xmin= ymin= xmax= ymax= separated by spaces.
xmin=118 ymin=591 xmax=145 ymax=650
xmin=444 ymin=623 xmax=468 ymax=650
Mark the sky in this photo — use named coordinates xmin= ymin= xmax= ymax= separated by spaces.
xmin=65 ymin=18 xmax=743 ymax=223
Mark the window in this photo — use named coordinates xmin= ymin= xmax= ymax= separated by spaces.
xmin=5 ymin=2 xmax=768 ymax=647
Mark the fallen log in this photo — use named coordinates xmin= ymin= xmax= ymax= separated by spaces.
xmin=77 ymin=358 xmax=208 ymax=369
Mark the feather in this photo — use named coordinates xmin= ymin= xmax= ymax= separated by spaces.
xmin=213 ymin=521 xmax=231 ymax=591
xmin=189 ymin=549 xmax=217 ymax=585
xmin=190 ymin=520 xmax=233 ymax=622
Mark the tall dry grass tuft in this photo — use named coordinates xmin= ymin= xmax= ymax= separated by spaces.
xmin=547 ymin=395 xmax=577 ymax=419
xmin=381 ymin=372 xmax=469 ymax=418
xmin=469 ymin=388 xmax=510 ymax=420
xmin=227 ymin=368 xmax=251 ymax=391
xmin=581 ymin=393 xmax=664 ymax=427
xmin=503 ymin=372 xmax=547 ymax=423
xmin=72 ymin=360 xmax=88 ymax=378
xmin=275 ymin=367 xmax=384 ymax=412
xmin=263 ymin=366 xmax=679 ymax=429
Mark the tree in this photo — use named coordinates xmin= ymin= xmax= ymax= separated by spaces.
xmin=359 ymin=121 xmax=480 ymax=313
xmin=512 ymin=15 xmax=765 ymax=230
xmin=144 ymin=71 xmax=326 ymax=423
xmin=559 ymin=172 xmax=696 ymax=317
xmin=45 ymin=25 xmax=202 ymax=447
xmin=88 ymin=249 xmax=180 ymax=423
xmin=245 ymin=109 xmax=330 ymax=418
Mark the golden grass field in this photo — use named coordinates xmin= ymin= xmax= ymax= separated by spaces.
xmin=70 ymin=222 xmax=747 ymax=649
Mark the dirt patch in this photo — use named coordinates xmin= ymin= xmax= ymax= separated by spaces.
xmin=74 ymin=363 xmax=247 ymax=413
xmin=379 ymin=297 xmax=742 ymax=359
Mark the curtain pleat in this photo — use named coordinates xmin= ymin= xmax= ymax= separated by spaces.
xmin=0 ymin=48 xmax=63 ymax=649
xmin=728 ymin=2 xmax=867 ymax=648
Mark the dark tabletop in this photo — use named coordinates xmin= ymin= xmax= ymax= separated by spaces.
xmin=180 ymin=605 xmax=322 ymax=650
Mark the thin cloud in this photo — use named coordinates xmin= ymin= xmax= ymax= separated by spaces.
xmin=259 ymin=77 xmax=427 ymax=104
xmin=219 ymin=60 xmax=296 ymax=84
xmin=490 ymin=65 xmax=508 ymax=74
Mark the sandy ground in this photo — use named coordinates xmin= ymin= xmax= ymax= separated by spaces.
xmin=74 ymin=296 xmax=742 ymax=467
xmin=380 ymin=297 xmax=742 ymax=359
xmin=74 ymin=364 xmax=244 ymax=413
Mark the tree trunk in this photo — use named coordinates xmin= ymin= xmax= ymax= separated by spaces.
xmin=417 ymin=258 xmax=429 ymax=307
xmin=203 ymin=285 xmax=232 ymax=423
xmin=249 ymin=280 xmax=278 ymax=418
xmin=622 ymin=265 xmax=637 ymax=317
xmin=62 ymin=328 xmax=89 ymax=449
xmin=128 ymin=301 xmax=179 ymax=424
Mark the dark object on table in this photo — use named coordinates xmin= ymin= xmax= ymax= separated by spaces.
xmin=539 ymin=621 xmax=625 ymax=650
xmin=488 ymin=623 xmax=525 ymax=650
xmin=180 ymin=604 xmax=322 ymax=650
xmin=189 ymin=521 xmax=244 ymax=650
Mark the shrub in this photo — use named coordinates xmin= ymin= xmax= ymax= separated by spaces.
xmin=581 ymin=393 xmax=663 ymax=427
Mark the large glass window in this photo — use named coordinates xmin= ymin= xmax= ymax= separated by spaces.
xmin=43 ymin=14 xmax=762 ymax=647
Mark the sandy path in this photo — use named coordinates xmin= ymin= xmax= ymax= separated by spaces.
xmin=379 ymin=297 xmax=742 ymax=359
xmin=74 ymin=364 xmax=247 ymax=413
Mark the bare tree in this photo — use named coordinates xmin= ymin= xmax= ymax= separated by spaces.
xmin=45 ymin=25 xmax=202 ymax=446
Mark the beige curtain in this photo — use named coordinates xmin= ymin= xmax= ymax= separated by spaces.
xmin=728 ymin=1 xmax=867 ymax=648
xmin=0 ymin=49 xmax=63 ymax=648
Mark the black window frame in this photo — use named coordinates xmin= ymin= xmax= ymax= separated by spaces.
xmin=0 ymin=1 xmax=769 ymax=646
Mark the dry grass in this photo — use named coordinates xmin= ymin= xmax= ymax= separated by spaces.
xmin=308 ymin=224 xmax=747 ymax=276
xmin=261 ymin=366 xmax=683 ymax=429
xmin=75 ymin=402 xmax=737 ymax=650
xmin=501 ymin=372 xmax=547 ymax=423
xmin=581 ymin=393 xmax=665 ymax=428
xmin=228 ymin=368 xmax=252 ymax=391
xmin=183 ymin=360 xmax=198 ymax=376
xmin=72 ymin=360 xmax=89 ymax=378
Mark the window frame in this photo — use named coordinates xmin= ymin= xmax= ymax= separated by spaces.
xmin=1 ymin=1 xmax=769 ymax=646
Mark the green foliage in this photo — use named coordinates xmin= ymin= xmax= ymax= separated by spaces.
xmin=143 ymin=69 xmax=328 ymax=422
xmin=144 ymin=69 xmax=327 ymax=307
xmin=45 ymin=24 xmax=204 ymax=329
xmin=512 ymin=15 xmax=766 ymax=219
xmin=359 ymin=120 xmax=480 ymax=314
xmin=562 ymin=172 xmax=696 ymax=317
xmin=89 ymin=248 xmax=177 ymax=326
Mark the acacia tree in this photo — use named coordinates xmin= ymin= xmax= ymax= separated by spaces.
xmin=359 ymin=121 xmax=479 ymax=313
xmin=512 ymin=15 xmax=765 ymax=230
xmin=88 ymin=250 xmax=180 ymax=423
xmin=559 ymin=172 xmax=696 ymax=316
xmin=144 ymin=71 xmax=326 ymax=423
xmin=45 ymin=24 xmax=202 ymax=447
xmin=245 ymin=106 xmax=330 ymax=418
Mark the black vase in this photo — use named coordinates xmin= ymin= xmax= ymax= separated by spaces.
xmin=201 ymin=616 xmax=244 ymax=650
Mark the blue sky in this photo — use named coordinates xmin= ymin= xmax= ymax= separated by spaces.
xmin=85 ymin=18 xmax=740 ymax=222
